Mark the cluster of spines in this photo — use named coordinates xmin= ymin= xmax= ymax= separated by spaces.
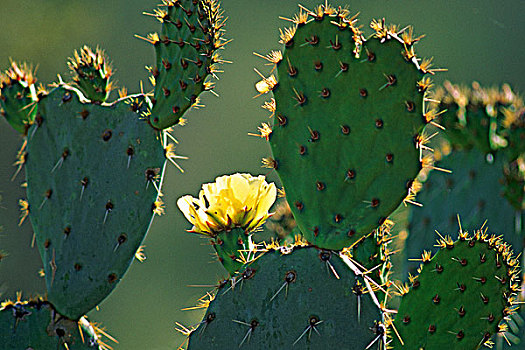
xmin=67 ymin=46 xmax=114 ymax=103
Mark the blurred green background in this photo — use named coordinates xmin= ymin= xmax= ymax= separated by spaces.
xmin=0 ymin=0 xmax=523 ymax=349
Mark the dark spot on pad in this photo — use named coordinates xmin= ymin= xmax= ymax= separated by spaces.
xmin=405 ymin=101 xmax=415 ymax=112
xmin=107 ymin=273 xmax=117 ymax=283
xmin=62 ymin=92 xmax=72 ymax=103
xmin=284 ymin=270 xmax=297 ymax=283
xmin=118 ymin=233 xmax=127 ymax=245
xmin=278 ymin=115 xmax=287 ymax=126
xmin=102 ymin=129 xmax=112 ymax=141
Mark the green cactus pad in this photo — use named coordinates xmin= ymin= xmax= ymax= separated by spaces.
xmin=0 ymin=298 xmax=103 ymax=349
xmin=435 ymin=82 xmax=525 ymax=209
xmin=25 ymin=86 xmax=166 ymax=319
xmin=144 ymin=0 xmax=226 ymax=130
xmin=0 ymin=61 xmax=39 ymax=134
xmin=391 ymin=232 xmax=520 ymax=349
xmin=187 ymin=246 xmax=384 ymax=349
xmin=406 ymin=148 xmax=523 ymax=275
xmin=267 ymin=7 xmax=434 ymax=250
xmin=68 ymin=46 xmax=113 ymax=103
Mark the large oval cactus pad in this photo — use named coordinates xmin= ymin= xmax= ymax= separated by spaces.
xmin=25 ymin=87 xmax=166 ymax=319
xmin=188 ymin=246 xmax=383 ymax=349
xmin=269 ymin=9 xmax=431 ymax=250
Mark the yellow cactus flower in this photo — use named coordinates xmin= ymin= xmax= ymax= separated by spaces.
xmin=177 ymin=173 xmax=277 ymax=236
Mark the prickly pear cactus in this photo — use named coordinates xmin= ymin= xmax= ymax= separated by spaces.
xmin=435 ymin=81 xmax=525 ymax=210
xmin=187 ymin=245 xmax=384 ymax=349
xmin=25 ymin=85 xmax=166 ymax=319
xmin=0 ymin=297 xmax=104 ymax=349
xmin=391 ymin=231 xmax=520 ymax=349
xmin=259 ymin=4 xmax=440 ymax=250
xmin=406 ymin=147 xmax=522 ymax=274
xmin=0 ymin=61 xmax=39 ymax=134
xmin=142 ymin=0 xmax=227 ymax=130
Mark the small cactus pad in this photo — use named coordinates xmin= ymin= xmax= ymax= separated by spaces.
xmin=0 ymin=298 xmax=103 ymax=349
xmin=0 ymin=61 xmax=39 ymax=134
xmin=212 ymin=227 xmax=257 ymax=276
xmin=407 ymin=148 xmax=522 ymax=275
xmin=143 ymin=0 xmax=227 ymax=130
xmin=265 ymin=5 xmax=437 ymax=249
xmin=391 ymin=232 xmax=520 ymax=349
xmin=68 ymin=46 xmax=113 ymax=103
xmin=187 ymin=246 xmax=384 ymax=349
xmin=25 ymin=86 xmax=166 ymax=319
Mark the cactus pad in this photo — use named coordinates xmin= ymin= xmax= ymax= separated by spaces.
xmin=391 ymin=232 xmax=520 ymax=349
xmin=0 ymin=297 xmax=104 ymax=349
xmin=25 ymin=86 xmax=166 ymax=319
xmin=0 ymin=61 xmax=39 ymax=134
xmin=143 ymin=0 xmax=227 ymax=130
xmin=265 ymin=6 xmax=436 ymax=250
xmin=211 ymin=227 xmax=257 ymax=276
xmin=406 ymin=147 xmax=522 ymax=275
xmin=68 ymin=46 xmax=113 ymax=103
xmin=435 ymin=82 xmax=525 ymax=209
xmin=187 ymin=245 xmax=384 ymax=349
